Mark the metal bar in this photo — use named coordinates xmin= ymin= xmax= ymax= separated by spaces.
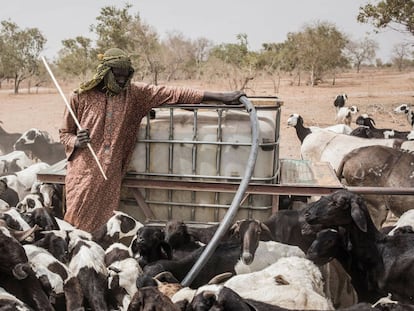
xmin=181 ymin=95 xmax=260 ymax=287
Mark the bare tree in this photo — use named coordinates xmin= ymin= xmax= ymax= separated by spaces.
xmin=391 ymin=42 xmax=413 ymax=71
xmin=345 ymin=37 xmax=378 ymax=72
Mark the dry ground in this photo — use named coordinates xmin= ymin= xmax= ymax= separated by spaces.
xmin=1 ymin=68 xmax=413 ymax=161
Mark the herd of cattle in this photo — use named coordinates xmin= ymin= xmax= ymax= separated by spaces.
xmin=1 ymin=95 xmax=414 ymax=310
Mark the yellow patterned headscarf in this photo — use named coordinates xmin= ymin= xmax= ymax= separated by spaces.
xmin=76 ymin=48 xmax=134 ymax=96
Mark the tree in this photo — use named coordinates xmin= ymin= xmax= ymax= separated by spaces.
xmin=358 ymin=0 xmax=414 ymax=35
xmin=345 ymin=37 xmax=378 ymax=72
xmin=0 ymin=20 xmax=46 ymax=93
xmin=56 ymin=36 xmax=95 ymax=81
xmin=207 ymin=33 xmax=258 ymax=91
xmin=90 ymin=4 xmax=164 ymax=84
xmin=287 ymin=21 xmax=348 ymax=86
xmin=391 ymin=42 xmax=413 ymax=71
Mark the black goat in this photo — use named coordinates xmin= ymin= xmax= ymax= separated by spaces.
xmin=142 ymin=241 xmax=242 ymax=289
xmin=0 ymin=123 xmax=21 ymax=154
xmin=130 ymin=226 xmax=172 ymax=268
xmin=13 ymin=128 xmax=66 ymax=165
xmin=350 ymin=115 xmax=410 ymax=139
xmin=306 ymin=228 xmax=381 ymax=303
xmin=164 ymin=220 xmax=203 ymax=260
xmin=304 ymin=189 xmax=414 ymax=304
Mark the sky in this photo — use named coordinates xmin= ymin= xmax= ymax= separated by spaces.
xmin=1 ymin=0 xmax=412 ymax=62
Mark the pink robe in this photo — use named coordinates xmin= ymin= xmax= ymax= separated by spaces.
xmin=59 ymin=83 xmax=204 ymax=232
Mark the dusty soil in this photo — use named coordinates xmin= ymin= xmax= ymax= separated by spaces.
xmin=1 ymin=68 xmax=413 ymax=161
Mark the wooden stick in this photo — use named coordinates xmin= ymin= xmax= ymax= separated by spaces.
xmin=41 ymin=56 xmax=108 ymax=180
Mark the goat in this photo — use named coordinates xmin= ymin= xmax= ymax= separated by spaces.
xmin=142 ymin=241 xmax=242 ymax=289
xmin=1 ymin=162 xmax=50 ymax=200
xmin=0 ymin=287 xmax=34 ymax=310
xmin=130 ymin=226 xmax=172 ymax=268
xmin=68 ymin=231 xmax=109 ymax=310
xmin=0 ymin=179 xmax=19 ymax=207
xmin=231 ymin=210 xmax=318 ymax=253
xmin=394 ymin=103 xmax=414 ymax=129
xmin=350 ymin=114 xmax=411 ymax=139
xmin=104 ymin=242 xmax=144 ymax=309
xmin=0 ymin=122 xmax=22 ymax=154
xmin=304 ymin=189 xmax=414 ymax=303
xmin=388 ymin=209 xmax=414 ymax=236
xmin=128 ymin=286 xmax=181 ymax=311
xmin=164 ymin=220 xmax=204 ymax=259
xmin=287 ymin=113 xmax=352 ymax=143
xmin=31 ymin=181 xmax=65 ymax=219
xmin=334 ymin=94 xmax=348 ymax=112
xmin=23 ymin=244 xmax=84 ymax=311
xmin=13 ymin=128 xmax=66 ymax=165
xmin=306 ymin=228 xmax=379 ymax=303
xmin=0 ymin=150 xmax=34 ymax=174
xmin=336 ymin=105 xmax=359 ymax=126
xmin=91 ymin=211 xmax=143 ymax=250
xmin=0 ymin=224 xmax=54 ymax=310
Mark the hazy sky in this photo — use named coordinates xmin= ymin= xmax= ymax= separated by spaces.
xmin=1 ymin=0 xmax=412 ymax=62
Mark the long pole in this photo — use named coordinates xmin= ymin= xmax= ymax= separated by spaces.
xmin=41 ymin=56 xmax=108 ymax=180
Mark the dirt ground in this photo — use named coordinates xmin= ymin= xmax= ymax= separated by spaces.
xmin=0 ymin=68 xmax=413 ymax=161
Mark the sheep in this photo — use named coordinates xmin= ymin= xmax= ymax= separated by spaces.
xmin=13 ymin=128 xmax=66 ymax=165
xmin=287 ymin=113 xmax=352 ymax=143
xmin=350 ymin=114 xmax=411 ymax=139
xmin=394 ymin=103 xmax=414 ymax=129
xmin=336 ymin=105 xmax=359 ymax=126
xmin=0 ymin=122 xmax=22 ymax=155
xmin=0 ymin=150 xmax=34 ymax=174
xmin=300 ymin=130 xmax=402 ymax=172
xmin=231 ymin=219 xmax=357 ymax=309
xmin=304 ymin=189 xmax=414 ymax=304
xmin=223 ymin=256 xmax=333 ymax=310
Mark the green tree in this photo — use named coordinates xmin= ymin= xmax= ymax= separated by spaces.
xmin=208 ymin=33 xmax=258 ymax=90
xmin=345 ymin=37 xmax=378 ymax=73
xmin=90 ymin=3 xmax=164 ymax=84
xmin=358 ymin=0 xmax=414 ymax=35
xmin=56 ymin=36 xmax=95 ymax=81
xmin=0 ymin=20 xmax=46 ymax=93
xmin=287 ymin=22 xmax=348 ymax=86
xmin=90 ymin=3 xmax=134 ymax=51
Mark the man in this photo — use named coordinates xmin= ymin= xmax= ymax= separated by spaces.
xmin=59 ymin=48 xmax=244 ymax=232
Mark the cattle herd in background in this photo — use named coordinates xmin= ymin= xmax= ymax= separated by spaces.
xmin=1 ymin=96 xmax=414 ymax=310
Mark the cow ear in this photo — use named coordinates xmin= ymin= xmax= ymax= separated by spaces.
xmin=350 ymin=201 xmax=367 ymax=232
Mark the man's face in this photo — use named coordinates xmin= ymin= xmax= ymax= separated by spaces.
xmin=112 ymin=67 xmax=130 ymax=87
